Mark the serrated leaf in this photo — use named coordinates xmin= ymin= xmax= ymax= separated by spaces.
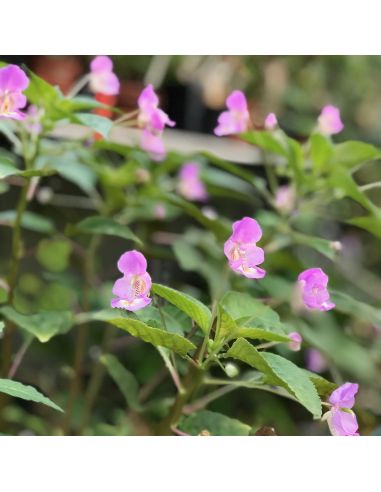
xmin=0 ymin=210 xmax=55 ymax=233
xmin=226 ymin=338 xmax=322 ymax=418
xmin=100 ymin=354 xmax=141 ymax=411
xmin=72 ymin=113 xmax=113 ymax=139
xmin=215 ymin=305 xmax=237 ymax=342
xmin=0 ymin=306 xmax=73 ymax=343
xmin=108 ymin=317 xmax=196 ymax=356
xmin=179 ymin=410 xmax=251 ymax=436
xmin=74 ymin=216 xmax=142 ymax=245
xmin=152 ymin=283 xmax=211 ymax=334
xmin=236 ymin=327 xmax=290 ymax=343
xmin=304 ymin=370 xmax=337 ymax=398
xmin=0 ymin=379 xmax=63 ymax=412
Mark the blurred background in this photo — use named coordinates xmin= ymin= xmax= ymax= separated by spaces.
xmin=3 ymin=55 xmax=381 ymax=142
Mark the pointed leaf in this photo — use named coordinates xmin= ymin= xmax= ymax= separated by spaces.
xmin=226 ymin=338 xmax=322 ymax=418
xmin=152 ymin=283 xmax=211 ymax=334
xmin=72 ymin=113 xmax=113 ymax=139
xmin=108 ymin=317 xmax=196 ymax=356
xmin=0 ymin=306 xmax=73 ymax=343
xmin=74 ymin=216 xmax=142 ymax=245
xmin=0 ymin=379 xmax=63 ymax=412
xmin=100 ymin=354 xmax=141 ymax=411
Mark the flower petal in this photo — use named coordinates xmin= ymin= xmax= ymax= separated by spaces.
xmin=117 ymin=250 xmax=147 ymax=275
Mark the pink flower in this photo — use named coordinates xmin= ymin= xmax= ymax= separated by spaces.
xmin=224 ymin=217 xmax=266 ymax=279
xmin=0 ymin=65 xmax=29 ymax=120
xmin=137 ymin=84 xmax=175 ymax=133
xmin=298 ymin=268 xmax=335 ymax=311
xmin=214 ymin=90 xmax=250 ymax=136
xmin=288 ymin=331 xmax=302 ymax=351
xmin=325 ymin=383 xmax=359 ymax=436
xmin=140 ymin=129 xmax=166 ymax=161
xmin=306 ymin=349 xmax=328 ymax=373
xmin=89 ymin=56 xmax=120 ymax=96
xmin=177 ymin=162 xmax=208 ymax=202
xmin=264 ymin=112 xmax=278 ymax=130
xmin=274 ymin=185 xmax=295 ymax=213
xmin=111 ymin=250 xmax=152 ymax=311
xmin=317 ymin=105 xmax=344 ymax=136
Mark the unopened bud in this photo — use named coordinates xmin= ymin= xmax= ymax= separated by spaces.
xmin=225 ymin=362 xmax=239 ymax=378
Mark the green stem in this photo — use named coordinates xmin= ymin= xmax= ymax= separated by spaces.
xmin=1 ymin=181 xmax=29 ymax=377
xmin=62 ymin=235 xmax=100 ymax=435
xmin=157 ymin=362 xmax=204 ymax=435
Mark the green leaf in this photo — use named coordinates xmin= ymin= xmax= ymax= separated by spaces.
xmin=241 ymin=131 xmax=288 ymax=156
xmin=291 ymin=231 xmax=337 ymax=260
xmin=215 ymin=305 xmax=237 ymax=342
xmin=287 ymin=137 xmax=304 ymax=186
xmin=73 ymin=216 xmax=142 ymax=245
xmin=162 ymin=194 xmax=230 ymax=240
xmin=220 ymin=291 xmax=286 ymax=336
xmin=0 ymin=161 xmax=22 ymax=179
xmin=304 ymin=370 xmax=336 ymax=399
xmin=100 ymin=354 xmax=141 ymax=411
xmin=0 ymin=306 xmax=73 ymax=343
xmin=226 ymin=338 xmax=322 ymax=418
xmin=348 ymin=215 xmax=381 ymax=239
xmin=179 ymin=410 xmax=251 ymax=436
xmin=36 ymin=238 xmax=71 ymax=272
xmin=0 ymin=211 xmax=55 ymax=233
xmin=331 ymin=291 xmax=381 ymax=326
xmin=108 ymin=317 xmax=196 ymax=356
xmin=0 ymin=379 xmax=63 ymax=412
xmin=236 ymin=327 xmax=290 ymax=343
xmin=152 ymin=283 xmax=212 ymax=334
xmin=72 ymin=113 xmax=113 ymax=139
xmin=51 ymin=160 xmax=97 ymax=196
xmin=333 ymin=141 xmax=381 ymax=169
xmin=310 ymin=133 xmax=334 ymax=173
xmin=24 ymin=71 xmax=66 ymax=121
xmin=328 ymin=168 xmax=377 ymax=213
xmin=0 ymin=321 xmax=4 ymax=335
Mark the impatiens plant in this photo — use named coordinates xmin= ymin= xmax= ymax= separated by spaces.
xmin=0 ymin=57 xmax=380 ymax=436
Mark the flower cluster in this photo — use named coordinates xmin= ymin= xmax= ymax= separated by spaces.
xmin=177 ymin=162 xmax=208 ymax=202
xmin=111 ymin=251 xmax=152 ymax=311
xmin=138 ymin=84 xmax=175 ymax=161
xmin=214 ymin=90 xmax=250 ymax=136
xmin=0 ymin=65 xmax=29 ymax=120
xmin=224 ymin=217 xmax=266 ymax=279
xmin=325 ymin=383 xmax=359 ymax=436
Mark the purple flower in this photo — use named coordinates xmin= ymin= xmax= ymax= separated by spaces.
xmin=111 ymin=250 xmax=152 ymax=311
xmin=177 ymin=162 xmax=208 ymax=202
xmin=89 ymin=56 xmax=120 ymax=96
xmin=264 ymin=112 xmax=278 ymax=130
xmin=288 ymin=331 xmax=302 ymax=351
xmin=140 ymin=129 xmax=166 ymax=161
xmin=317 ymin=105 xmax=344 ymax=136
xmin=224 ymin=217 xmax=266 ymax=279
xmin=214 ymin=90 xmax=250 ymax=136
xmin=0 ymin=65 xmax=29 ymax=120
xmin=325 ymin=383 xmax=359 ymax=436
xmin=298 ymin=268 xmax=335 ymax=311
xmin=137 ymin=84 xmax=175 ymax=133
xmin=306 ymin=348 xmax=327 ymax=373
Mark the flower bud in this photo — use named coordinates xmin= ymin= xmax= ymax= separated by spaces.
xmin=225 ymin=362 xmax=239 ymax=378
